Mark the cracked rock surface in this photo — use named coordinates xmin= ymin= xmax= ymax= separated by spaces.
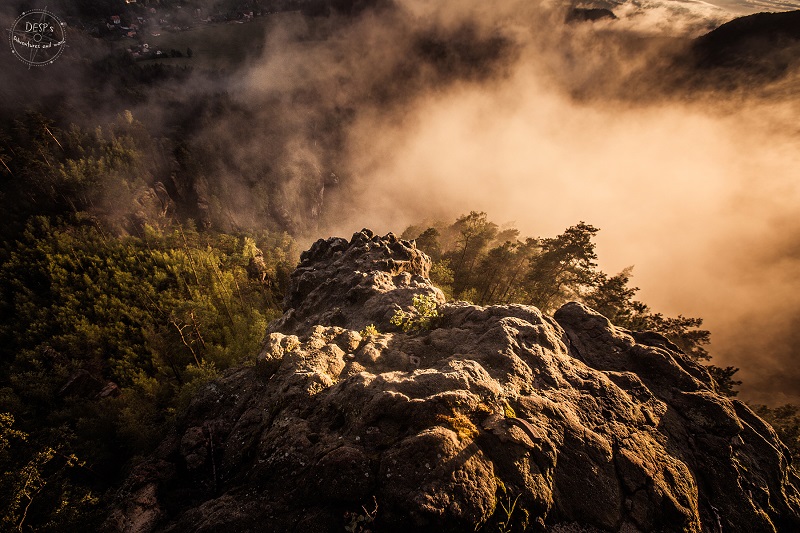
xmin=106 ymin=230 xmax=800 ymax=532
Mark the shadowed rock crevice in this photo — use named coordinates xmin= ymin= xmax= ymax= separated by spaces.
xmin=106 ymin=230 xmax=800 ymax=532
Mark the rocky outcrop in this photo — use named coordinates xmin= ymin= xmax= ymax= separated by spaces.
xmin=269 ymin=229 xmax=444 ymax=336
xmin=106 ymin=230 xmax=800 ymax=532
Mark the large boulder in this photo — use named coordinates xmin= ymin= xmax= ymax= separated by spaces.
xmin=106 ymin=230 xmax=800 ymax=532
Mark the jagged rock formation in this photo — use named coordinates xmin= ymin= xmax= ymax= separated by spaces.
xmin=106 ymin=230 xmax=800 ymax=532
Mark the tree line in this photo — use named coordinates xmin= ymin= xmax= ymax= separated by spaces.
xmin=402 ymin=212 xmax=736 ymax=388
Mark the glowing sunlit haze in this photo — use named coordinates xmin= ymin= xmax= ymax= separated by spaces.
xmin=289 ymin=0 xmax=800 ymax=404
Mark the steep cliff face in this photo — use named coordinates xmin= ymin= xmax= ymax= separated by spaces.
xmin=107 ymin=230 xmax=800 ymax=532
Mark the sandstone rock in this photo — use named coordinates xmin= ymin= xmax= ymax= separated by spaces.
xmin=106 ymin=231 xmax=800 ymax=532
xmin=270 ymin=229 xmax=445 ymax=335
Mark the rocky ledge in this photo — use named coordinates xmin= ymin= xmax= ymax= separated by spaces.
xmin=106 ymin=229 xmax=800 ymax=532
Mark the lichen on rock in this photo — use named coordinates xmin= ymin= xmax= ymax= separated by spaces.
xmin=106 ymin=230 xmax=800 ymax=533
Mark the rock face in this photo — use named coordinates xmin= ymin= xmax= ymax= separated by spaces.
xmin=106 ymin=230 xmax=800 ymax=532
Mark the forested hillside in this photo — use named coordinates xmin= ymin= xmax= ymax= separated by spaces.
xmin=0 ymin=111 xmax=300 ymax=529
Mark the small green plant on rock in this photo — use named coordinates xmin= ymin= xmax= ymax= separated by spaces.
xmin=391 ymin=294 xmax=439 ymax=332
xmin=490 ymin=478 xmax=529 ymax=533
xmin=284 ymin=338 xmax=300 ymax=353
xmin=503 ymin=401 xmax=517 ymax=419
xmin=436 ymin=411 xmax=478 ymax=441
xmin=359 ymin=324 xmax=380 ymax=338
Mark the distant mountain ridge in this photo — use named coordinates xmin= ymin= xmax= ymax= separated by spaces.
xmin=693 ymin=9 xmax=800 ymax=66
